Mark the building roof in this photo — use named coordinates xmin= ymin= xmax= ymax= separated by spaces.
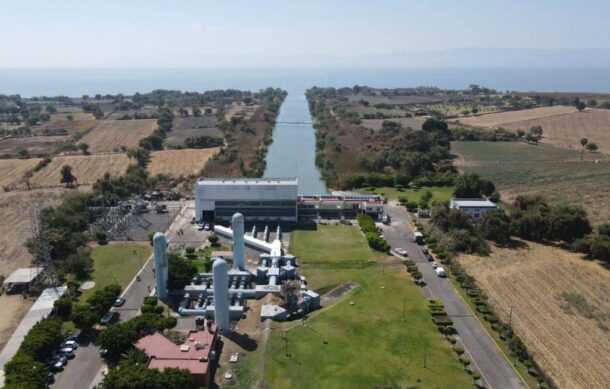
xmin=134 ymin=326 xmax=217 ymax=376
xmin=197 ymin=177 xmax=297 ymax=186
xmin=451 ymin=199 xmax=497 ymax=208
xmin=4 ymin=267 xmax=44 ymax=284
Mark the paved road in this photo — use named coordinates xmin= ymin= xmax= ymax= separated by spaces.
xmin=52 ymin=204 xmax=194 ymax=389
xmin=383 ymin=201 xmax=526 ymax=389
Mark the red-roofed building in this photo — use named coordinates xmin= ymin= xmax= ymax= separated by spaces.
xmin=134 ymin=324 xmax=218 ymax=387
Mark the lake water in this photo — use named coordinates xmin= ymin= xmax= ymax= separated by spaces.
xmin=2 ymin=66 xmax=610 ymax=193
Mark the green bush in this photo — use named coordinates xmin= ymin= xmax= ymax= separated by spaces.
xmin=447 ymin=335 xmax=457 ymax=344
xmin=484 ymin=314 xmax=498 ymax=324
xmin=143 ymin=296 xmax=158 ymax=306
xmin=436 ymin=252 xmax=447 ymax=260
xmin=472 ymin=371 xmax=481 ymax=380
xmin=427 ymin=299 xmax=444 ymax=308
xmin=412 ymin=271 xmax=423 ymax=280
xmin=467 ymin=290 xmax=479 ymax=297
xmin=433 ymin=316 xmax=453 ymax=326
xmin=453 ymin=345 xmax=465 ymax=355
xmin=460 ymin=357 xmax=471 ymax=366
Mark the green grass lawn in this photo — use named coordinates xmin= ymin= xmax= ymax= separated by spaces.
xmin=452 ymin=141 xmax=610 ymax=225
xmin=191 ymin=245 xmax=231 ymax=272
xmin=81 ymin=243 xmax=152 ymax=300
xmin=259 ymin=225 xmax=472 ymax=389
xmin=358 ymin=185 xmax=455 ymax=204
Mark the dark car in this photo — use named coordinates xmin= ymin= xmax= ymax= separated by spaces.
xmin=100 ymin=311 xmax=118 ymax=325
xmin=113 ymin=297 xmax=126 ymax=307
xmin=422 ymin=247 xmax=429 ymax=255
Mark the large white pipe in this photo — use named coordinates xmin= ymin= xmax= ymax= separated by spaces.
xmin=232 ymin=213 xmax=245 ymax=270
xmin=153 ymin=232 xmax=168 ymax=301
xmin=213 ymin=258 xmax=230 ymax=335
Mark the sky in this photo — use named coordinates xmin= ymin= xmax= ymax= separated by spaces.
xmin=1 ymin=0 xmax=609 ymax=67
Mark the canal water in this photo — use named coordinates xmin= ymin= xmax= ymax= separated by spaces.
xmin=263 ymin=91 xmax=327 ymax=194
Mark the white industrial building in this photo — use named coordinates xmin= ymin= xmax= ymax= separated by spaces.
xmin=194 ymin=177 xmax=385 ymax=223
xmin=450 ymin=198 xmax=498 ymax=221
xmin=195 ymin=178 xmax=299 ymax=223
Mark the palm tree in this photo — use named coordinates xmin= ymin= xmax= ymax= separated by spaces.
xmin=580 ymin=138 xmax=588 ymax=160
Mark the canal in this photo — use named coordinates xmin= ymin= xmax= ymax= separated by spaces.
xmin=263 ymin=90 xmax=327 ymax=194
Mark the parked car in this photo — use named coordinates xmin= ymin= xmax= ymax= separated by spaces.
xmin=435 ymin=267 xmax=446 ymax=277
xmin=204 ymin=223 xmax=211 ymax=231
xmin=100 ymin=311 xmax=118 ymax=325
xmin=62 ymin=340 xmax=78 ymax=349
xmin=58 ymin=347 xmax=75 ymax=358
xmin=113 ymin=297 xmax=126 ymax=307
xmin=197 ymin=224 xmax=205 ymax=231
xmin=426 ymin=254 xmax=434 ymax=261
xmin=100 ymin=348 xmax=109 ymax=357
xmin=394 ymin=247 xmax=405 ymax=255
xmin=65 ymin=334 xmax=79 ymax=342
xmin=416 ymin=279 xmax=427 ymax=287
xmin=431 ymin=261 xmax=438 ymax=269
xmin=422 ymin=247 xmax=429 ymax=255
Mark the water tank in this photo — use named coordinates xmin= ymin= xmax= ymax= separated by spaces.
xmin=213 ymin=258 xmax=230 ymax=335
xmin=232 ymin=213 xmax=245 ymax=270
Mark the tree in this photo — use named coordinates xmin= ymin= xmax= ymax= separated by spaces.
xmin=63 ymin=251 xmax=93 ymax=279
xmin=4 ymin=354 xmax=49 ymax=389
xmin=97 ymin=323 xmax=138 ymax=356
xmin=191 ymin=107 xmax=202 ymax=117
xmin=53 ymin=297 xmax=73 ymax=320
xmin=479 ymin=211 xmax=511 ymax=244
xmin=419 ymin=190 xmax=433 ymax=209
xmin=529 ymin=126 xmax=543 ymax=140
xmin=580 ymin=138 xmax=588 ymax=160
xmin=546 ymin=205 xmax=592 ymax=242
xmin=71 ymin=303 xmax=98 ymax=329
xmin=60 ymin=164 xmax=77 ymax=187
xmin=167 ymin=253 xmax=197 ymax=290
xmin=454 ymin=174 xmax=494 ymax=198
xmin=586 ymin=142 xmax=598 ymax=152
xmin=66 ymin=114 xmax=74 ymax=121
xmin=78 ymin=143 xmax=90 ymax=155
xmin=126 ymin=147 xmax=151 ymax=168
xmin=576 ymin=100 xmax=586 ymax=112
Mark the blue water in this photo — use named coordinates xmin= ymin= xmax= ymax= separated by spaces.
xmin=3 ymin=66 xmax=610 ymax=193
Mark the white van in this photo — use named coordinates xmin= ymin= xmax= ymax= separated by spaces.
xmin=435 ymin=267 xmax=446 ymax=277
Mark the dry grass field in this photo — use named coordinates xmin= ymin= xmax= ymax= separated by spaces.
xmin=30 ymin=153 xmax=130 ymax=186
xmin=361 ymin=117 xmax=426 ymax=130
xmin=0 ymin=135 xmax=70 ymax=156
xmin=498 ymin=108 xmax=610 ymax=152
xmin=33 ymin=118 xmax=98 ymax=136
xmin=78 ymin=119 xmax=157 ymax=152
xmin=458 ymin=241 xmax=610 ymax=389
xmin=452 ymin=141 xmax=610 ymax=225
xmin=0 ymin=158 xmax=42 ymax=188
xmin=148 ymin=148 xmax=219 ymax=177
xmin=0 ymin=189 xmax=67 ymax=353
xmin=453 ymin=106 xmax=578 ymax=128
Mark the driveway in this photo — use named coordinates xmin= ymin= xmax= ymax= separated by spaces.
xmin=383 ymin=201 xmax=526 ymax=389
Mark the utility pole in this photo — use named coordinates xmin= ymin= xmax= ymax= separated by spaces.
xmin=284 ymin=330 xmax=289 ymax=357
xmin=423 ymin=338 xmax=428 ymax=368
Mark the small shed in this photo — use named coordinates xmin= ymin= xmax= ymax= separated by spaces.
xmin=3 ymin=267 xmax=44 ymax=293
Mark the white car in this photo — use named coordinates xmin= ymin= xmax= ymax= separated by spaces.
xmin=197 ymin=225 xmax=204 ymax=231
xmin=394 ymin=247 xmax=403 ymax=254
xmin=431 ymin=261 xmax=438 ymax=269
xmin=204 ymin=223 xmax=211 ymax=231
xmin=435 ymin=267 xmax=446 ymax=277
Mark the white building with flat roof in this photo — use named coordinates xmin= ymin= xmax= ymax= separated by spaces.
xmin=195 ymin=178 xmax=299 ymax=223
xmin=450 ymin=198 xmax=498 ymax=221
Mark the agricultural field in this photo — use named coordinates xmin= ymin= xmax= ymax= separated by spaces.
xmin=30 ymin=153 xmax=131 ymax=187
xmin=78 ymin=119 xmax=157 ymax=152
xmin=0 ymin=158 xmax=42 ymax=189
xmin=32 ymin=113 xmax=98 ymax=136
xmin=147 ymin=148 xmax=220 ymax=177
xmin=452 ymin=141 xmax=610 ymax=225
xmin=498 ymin=108 xmax=610 ymax=153
xmin=458 ymin=241 xmax=610 ymax=389
xmin=451 ymin=105 xmax=577 ymax=128
xmin=255 ymin=225 xmax=471 ymax=388
xmin=173 ymin=115 xmax=216 ymax=130
xmin=0 ymin=135 xmax=70 ymax=157
xmin=361 ymin=117 xmax=426 ymax=130
xmin=164 ymin=127 xmax=222 ymax=148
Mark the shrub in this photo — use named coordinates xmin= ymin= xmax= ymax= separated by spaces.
xmin=453 ymin=345 xmax=465 ymax=355
xmin=95 ymin=231 xmax=108 ymax=244
xmin=53 ymin=297 xmax=73 ymax=320
xmin=484 ymin=314 xmax=499 ymax=324
xmin=412 ymin=271 xmax=423 ymax=280
xmin=436 ymin=252 xmax=447 ymax=260
xmin=460 ymin=357 xmax=471 ymax=366
xmin=143 ymin=296 xmax=158 ymax=306
xmin=447 ymin=335 xmax=457 ymax=344
xmin=467 ymin=290 xmax=479 ymax=297
xmin=433 ymin=316 xmax=453 ymax=326
xmin=472 ymin=371 xmax=481 ymax=380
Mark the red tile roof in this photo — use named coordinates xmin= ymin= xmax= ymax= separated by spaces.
xmin=134 ymin=325 xmax=217 ymax=375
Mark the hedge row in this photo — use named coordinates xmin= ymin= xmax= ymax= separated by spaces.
xmin=357 ymin=214 xmax=390 ymax=252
